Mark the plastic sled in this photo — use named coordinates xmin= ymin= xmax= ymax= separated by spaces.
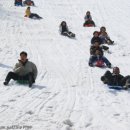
xmin=95 ymin=60 xmax=105 ymax=68
xmin=84 ymin=24 xmax=95 ymax=27
xmin=109 ymin=86 xmax=124 ymax=90
xmin=17 ymin=80 xmax=28 ymax=85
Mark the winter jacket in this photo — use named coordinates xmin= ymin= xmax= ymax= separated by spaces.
xmin=111 ymin=74 xmax=125 ymax=86
xmin=59 ymin=25 xmax=69 ymax=34
xmin=90 ymin=45 xmax=109 ymax=56
xmin=25 ymin=8 xmax=31 ymax=17
xmin=101 ymin=71 xmax=124 ymax=86
xmin=84 ymin=15 xmax=92 ymax=21
xmin=13 ymin=60 xmax=38 ymax=80
xmin=91 ymin=36 xmax=103 ymax=45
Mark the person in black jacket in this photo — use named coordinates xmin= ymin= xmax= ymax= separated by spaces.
xmin=59 ymin=21 xmax=75 ymax=38
xmin=101 ymin=67 xmax=124 ymax=86
xmin=101 ymin=67 xmax=130 ymax=89
xmin=90 ymin=41 xmax=109 ymax=56
xmin=91 ymin=31 xmax=103 ymax=45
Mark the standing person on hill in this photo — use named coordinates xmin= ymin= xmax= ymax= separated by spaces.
xmin=25 ymin=7 xmax=42 ymax=19
xmin=3 ymin=51 xmax=38 ymax=87
xmin=83 ymin=11 xmax=95 ymax=27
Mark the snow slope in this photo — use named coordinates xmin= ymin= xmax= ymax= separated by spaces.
xmin=0 ymin=0 xmax=130 ymax=129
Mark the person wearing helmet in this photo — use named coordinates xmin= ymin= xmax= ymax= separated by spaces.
xmin=91 ymin=31 xmax=103 ymax=45
xmin=98 ymin=26 xmax=114 ymax=45
xmin=3 ymin=51 xmax=38 ymax=87
xmin=83 ymin=11 xmax=95 ymax=27
xmin=25 ymin=7 xmax=42 ymax=19
xmin=59 ymin=21 xmax=75 ymax=38
xmin=101 ymin=67 xmax=124 ymax=86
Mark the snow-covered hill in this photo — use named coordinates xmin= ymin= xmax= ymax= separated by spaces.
xmin=0 ymin=0 xmax=130 ymax=130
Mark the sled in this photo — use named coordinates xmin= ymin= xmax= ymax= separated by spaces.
xmin=95 ymin=60 xmax=105 ymax=68
xmin=109 ymin=86 xmax=124 ymax=90
xmin=84 ymin=24 xmax=95 ymax=27
xmin=17 ymin=80 xmax=28 ymax=84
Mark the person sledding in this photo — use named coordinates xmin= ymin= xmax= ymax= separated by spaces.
xmin=3 ymin=51 xmax=38 ymax=87
xmin=23 ymin=0 xmax=35 ymax=6
xmin=89 ymin=49 xmax=111 ymax=68
xmin=101 ymin=67 xmax=130 ymax=90
xmin=90 ymin=41 xmax=109 ymax=56
xmin=25 ymin=7 xmax=42 ymax=19
xmin=91 ymin=31 xmax=103 ymax=45
xmin=98 ymin=26 xmax=114 ymax=45
xmin=83 ymin=11 xmax=95 ymax=27
xmin=14 ymin=0 xmax=23 ymax=6
xmin=59 ymin=21 xmax=76 ymax=38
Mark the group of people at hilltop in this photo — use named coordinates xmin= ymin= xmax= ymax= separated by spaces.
xmin=3 ymin=5 xmax=130 ymax=90
xmin=15 ymin=0 xmax=35 ymax=6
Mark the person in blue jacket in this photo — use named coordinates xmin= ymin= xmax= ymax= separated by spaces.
xmin=89 ymin=49 xmax=111 ymax=68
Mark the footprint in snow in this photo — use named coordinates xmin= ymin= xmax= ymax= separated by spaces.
xmin=1 ymin=104 xmax=9 ymax=108
xmin=63 ymin=119 xmax=73 ymax=127
xmin=8 ymin=99 xmax=16 ymax=102
xmin=85 ymin=123 xmax=92 ymax=128
xmin=26 ymin=111 xmax=34 ymax=115
xmin=113 ymin=113 xmax=120 ymax=116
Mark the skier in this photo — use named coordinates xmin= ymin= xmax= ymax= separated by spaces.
xmin=25 ymin=7 xmax=42 ymax=19
xmin=83 ymin=11 xmax=95 ymax=27
xmin=101 ymin=67 xmax=130 ymax=90
xmin=14 ymin=0 xmax=23 ymax=6
xmin=89 ymin=49 xmax=111 ymax=68
xmin=98 ymin=26 xmax=114 ymax=45
xmin=3 ymin=51 xmax=38 ymax=87
xmin=59 ymin=21 xmax=75 ymax=38
xmin=91 ymin=31 xmax=103 ymax=45
xmin=23 ymin=0 xmax=35 ymax=6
